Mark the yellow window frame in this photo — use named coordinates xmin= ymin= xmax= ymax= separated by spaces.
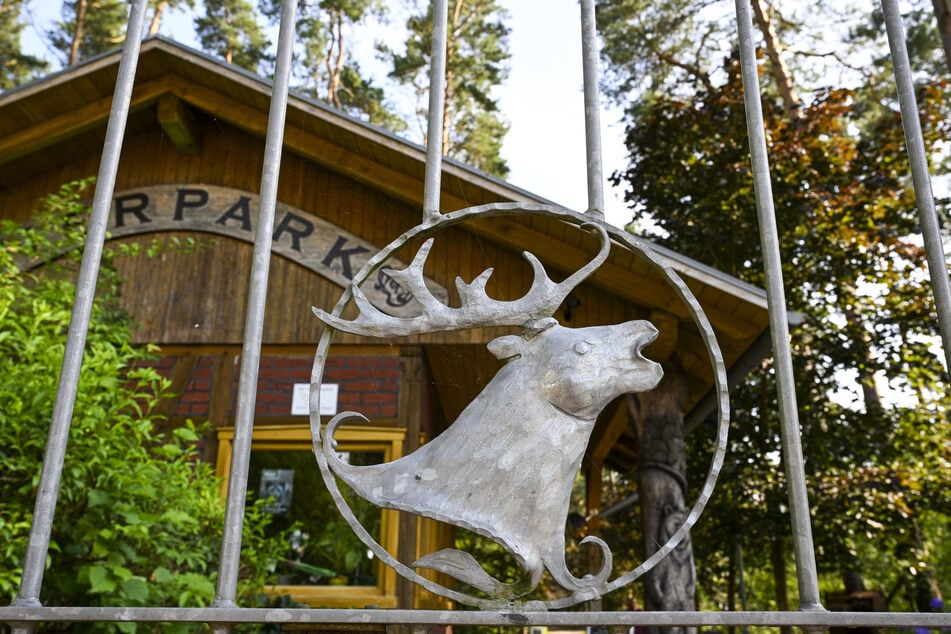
xmin=216 ymin=424 xmax=406 ymax=608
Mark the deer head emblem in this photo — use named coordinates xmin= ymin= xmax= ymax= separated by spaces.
xmin=312 ymin=221 xmax=664 ymax=603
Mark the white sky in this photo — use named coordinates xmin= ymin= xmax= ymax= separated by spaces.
xmin=21 ymin=0 xmax=633 ymax=228
xmin=496 ymin=1 xmax=631 ymax=227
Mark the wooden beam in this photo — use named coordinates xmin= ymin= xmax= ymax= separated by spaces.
xmin=589 ymin=398 xmax=630 ymax=467
xmin=152 ymin=355 xmax=198 ymax=420
xmin=157 ymin=93 xmax=200 ymax=154
xmin=165 ymin=77 xmax=435 ymax=209
xmin=585 ymin=461 xmax=603 ymax=534
xmin=0 ymin=77 xmax=174 ymax=166
xmin=202 ymin=352 xmax=235 ymax=463
xmin=207 ymin=352 xmax=235 ymax=426
xmin=648 ymin=310 xmax=680 ymax=362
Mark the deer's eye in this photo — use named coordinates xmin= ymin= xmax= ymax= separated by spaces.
xmin=574 ymin=341 xmax=591 ymax=355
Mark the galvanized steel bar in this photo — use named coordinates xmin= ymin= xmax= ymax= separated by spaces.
xmin=880 ymin=0 xmax=951 ymax=374
xmin=4 ymin=607 xmax=951 ymax=628
xmin=580 ymin=0 xmax=605 ymax=219
xmin=9 ymin=0 xmax=150 ymax=616
xmin=422 ymin=0 xmax=449 ymax=221
xmin=732 ymin=0 xmax=823 ymax=611
xmin=211 ymin=0 xmax=298 ymax=615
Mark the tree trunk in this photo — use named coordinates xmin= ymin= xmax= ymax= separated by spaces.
xmin=69 ymin=0 xmax=88 ymax=66
xmin=148 ymin=0 xmax=167 ymax=36
xmin=630 ymin=361 xmax=696 ymax=634
xmin=325 ymin=9 xmax=344 ymax=109
xmin=441 ymin=0 xmax=465 ymax=156
xmin=932 ymin=0 xmax=951 ymax=75
xmin=750 ymin=0 xmax=803 ymax=120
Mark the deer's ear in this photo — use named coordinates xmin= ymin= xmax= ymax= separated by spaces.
xmin=487 ymin=335 xmax=524 ymax=360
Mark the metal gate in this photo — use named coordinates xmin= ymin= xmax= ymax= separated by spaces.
xmin=3 ymin=0 xmax=951 ymax=631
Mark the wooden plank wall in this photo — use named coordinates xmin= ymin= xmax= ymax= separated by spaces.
xmin=0 ymin=115 xmax=649 ymax=349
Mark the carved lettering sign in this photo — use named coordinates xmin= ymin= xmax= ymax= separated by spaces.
xmin=109 ymin=184 xmax=448 ymax=317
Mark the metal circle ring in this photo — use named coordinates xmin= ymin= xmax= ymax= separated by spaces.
xmin=309 ymin=203 xmax=730 ymax=610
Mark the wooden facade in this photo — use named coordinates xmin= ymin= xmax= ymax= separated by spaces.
xmin=0 ymin=37 xmax=771 ymax=608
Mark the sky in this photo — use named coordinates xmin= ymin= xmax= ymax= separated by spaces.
xmin=21 ymin=0 xmax=634 ymax=228
xmin=494 ymin=0 xmax=631 ymax=227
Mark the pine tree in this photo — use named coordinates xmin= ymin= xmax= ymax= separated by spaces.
xmin=0 ymin=0 xmax=48 ymax=89
xmin=195 ymin=0 xmax=270 ymax=73
xmin=262 ymin=0 xmax=405 ymax=131
xmin=385 ymin=0 xmax=511 ymax=177
xmin=146 ymin=0 xmax=195 ymax=37
xmin=48 ymin=0 xmax=128 ymax=66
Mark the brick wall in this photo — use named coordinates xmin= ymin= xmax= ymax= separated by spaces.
xmin=177 ymin=356 xmax=214 ymax=418
xmin=324 ymin=356 xmax=400 ymax=418
xmin=142 ymin=353 xmax=400 ymax=421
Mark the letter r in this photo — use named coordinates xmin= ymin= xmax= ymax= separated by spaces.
xmin=114 ymin=193 xmax=151 ymax=227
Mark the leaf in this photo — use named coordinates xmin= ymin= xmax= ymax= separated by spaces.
xmin=414 ymin=548 xmax=504 ymax=596
xmin=87 ymin=565 xmax=116 ymax=594
xmin=283 ymin=560 xmax=336 ymax=579
xmin=121 ymin=576 xmax=150 ymax=604
xmin=152 ymin=567 xmax=174 ymax=585
xmin=87 ymin=489 xmax=112 ymax=507
xmin=178 ymin=572 xmax=216 ymax=604
xmin=161 ymin=509 xmax=198 ymax=526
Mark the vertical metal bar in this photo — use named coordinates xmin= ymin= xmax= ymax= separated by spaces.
xmin=9 ymin=0 xmax=150 ymax=617
xmin=881 ymin=0 xmax=951 ymax=374
xmin=211 ymin=0 xmax=298 ymax=618
xmin=580 ymin=0 xmax=605 ymax=220
xmin=732 ymin=0 xmax=823 ymax=611
xmin=422 ymin=0 xmax=449 ymax=221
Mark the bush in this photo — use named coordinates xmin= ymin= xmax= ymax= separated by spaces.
xmin=0 ymin=180 xmax=288 ymax=627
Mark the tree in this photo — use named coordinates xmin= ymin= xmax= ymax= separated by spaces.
xmin=0 ymin=180 xmax=288 ymax=617
xmin=609 ymin=49 xmax=951 ymax=609
xmin=260 ymin=0 xmax=406 ymax=131
xmin=928 ymin=0 xmax=951 ymax=75
xmin=195 ymin=0 xmax=270 ymax=73
xmin=0 ymin=0 xmax=48 ymax=89
xmin=385 ymin=0 xmax=511 ymax=177
xmin=596 ymin=0 xmax=724 ymax=100
xmin=48 ymin=0 xmax=128 ymax=66
xmin=597 ymin=0 xmax=951 ymax=611
xmin=147 ymin=0 xmax=195 ymax=37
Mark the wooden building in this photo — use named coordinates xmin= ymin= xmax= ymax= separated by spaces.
xmin=0 ymin=37 xmax=771 ymax=609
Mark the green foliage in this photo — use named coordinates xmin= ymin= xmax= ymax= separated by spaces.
xmin=611 ymin=44 xmax=951 ymax=608
xmin=47 ymin=0 xmax=128 ymax=66
xmin=596 ymin=0 xmax=726 ymax=101
xmin=195 ymin=0 xmax=271 ymax=73
xmin=385 ymin=0 xmax=511 ymax=177
xmin=264 ymin=0 xmax=406 ymax=131
xmin=0 ymin=180 xmax=287 ymax=622
xmin=0 ymin=0 xmax=49 ymax=89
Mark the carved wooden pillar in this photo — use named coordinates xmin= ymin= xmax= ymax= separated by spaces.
xmin=630 ymin=359 xmax=696 ymax=634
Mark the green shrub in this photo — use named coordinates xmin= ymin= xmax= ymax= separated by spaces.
xmin=0 ymin=180 xmax=288 ymax=627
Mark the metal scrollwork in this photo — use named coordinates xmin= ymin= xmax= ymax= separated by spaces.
xmin=310 ymin=204 xmax=729 ymax=610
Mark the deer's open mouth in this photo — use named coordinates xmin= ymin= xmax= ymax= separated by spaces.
xmin=632 ymin=324 xmax=660 ymax=360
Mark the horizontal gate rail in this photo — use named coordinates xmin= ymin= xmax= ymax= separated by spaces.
xmin=3 ymin=607 xmax=951 ymax=629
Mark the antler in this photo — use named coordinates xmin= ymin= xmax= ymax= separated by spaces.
xmin=312 ymin=223 xmax=610 ymax=337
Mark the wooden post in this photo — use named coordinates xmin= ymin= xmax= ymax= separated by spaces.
xmin=203 ymin=352 xmax=236 ymax=463
xmin=629 ymin=360 xmax=696 ymax=634
xmin=395 ymin=346 xmax=426 ymax=611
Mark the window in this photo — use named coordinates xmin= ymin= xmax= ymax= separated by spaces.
xmin=216 ymin=424 xmax=405 ymax=608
